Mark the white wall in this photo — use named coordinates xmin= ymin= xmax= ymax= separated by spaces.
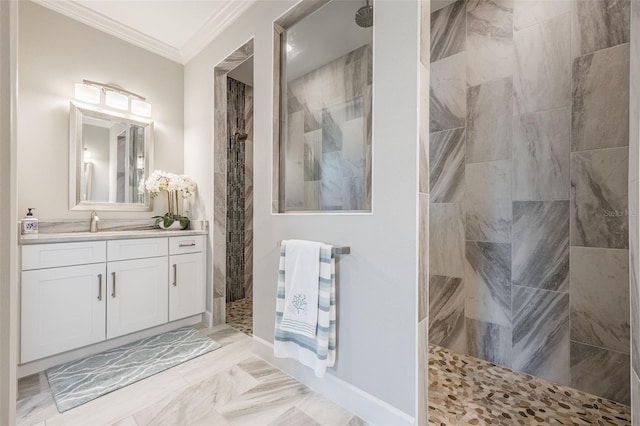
xmin=0 ymin=0 xmax=18 ymax=423
xmin=184 ymin=0 xmax=419 ymax=418
xmin=17 ymin=1 xmax=184 ymax=219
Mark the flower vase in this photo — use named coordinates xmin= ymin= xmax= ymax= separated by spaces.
xmin=158 ymin=221 xmax=184 ymax=230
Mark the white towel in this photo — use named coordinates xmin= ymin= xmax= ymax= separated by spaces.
xmin=274 ymin=241 xmax=336 ymax=378
xmin=279 ymin=240 xmax=321 ymax=338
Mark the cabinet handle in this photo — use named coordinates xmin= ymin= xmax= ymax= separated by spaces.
xmin=97 ymin=274 xmax=103 ymax=301
xmin=173 ymin=264 xmax=177 ymax=287
xmin=111 ymin=272 xmax=116 ymax=298
xmin=179 ymin=242 xmax=196 ymax=247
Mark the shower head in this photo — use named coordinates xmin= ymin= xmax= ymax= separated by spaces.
xmin=355 ymin=0 xmax=373 ymax=28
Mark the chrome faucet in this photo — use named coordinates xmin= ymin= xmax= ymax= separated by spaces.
xmin=90 ymin=211 xmax=99 ymax=233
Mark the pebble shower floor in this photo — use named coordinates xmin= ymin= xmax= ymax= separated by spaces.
xmin=428 ymin=345 xmax=631 ymax=425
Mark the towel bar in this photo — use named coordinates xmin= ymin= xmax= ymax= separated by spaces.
xmin=276 ymin=241 xmax=350 ymax=256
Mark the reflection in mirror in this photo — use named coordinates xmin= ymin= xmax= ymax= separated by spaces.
xmin=70 ymin=102 xmax=153 ymax=211
xmin=277 ymin=0 xmax=373 ymax=212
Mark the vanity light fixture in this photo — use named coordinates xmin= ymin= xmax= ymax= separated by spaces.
xmin=74 ymin=80 xmax=152 ymax=117
xmin=105 ymin=91 xmax=128 ymax=110
xmin=74 ymin=83 xmax=100 ymax=104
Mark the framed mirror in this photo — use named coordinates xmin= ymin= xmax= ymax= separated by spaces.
xmin=69 ymin=102 xmax=154 ymax=211
xmin=274 ymin=0 xmax=373 ymax=213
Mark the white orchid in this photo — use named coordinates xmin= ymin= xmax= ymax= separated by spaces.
xmin=140 ymin=170 xmax=198 ymax=229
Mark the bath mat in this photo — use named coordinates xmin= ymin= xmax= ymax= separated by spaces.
xmin=46 ymin=326 xmax=220 ymax=413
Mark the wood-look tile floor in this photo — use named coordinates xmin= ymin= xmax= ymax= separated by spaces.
xmin=429 ymin=345 xmax=632 ymax=425
xmin=16 ymin=325 xmax=367 ymax=426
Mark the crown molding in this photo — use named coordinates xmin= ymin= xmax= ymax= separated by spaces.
xmin=31 ymin=0 xmax=257 ymax=65
xmin=179 ymin=0 xmax=256 ymax=64
xmin=32 ymin=0 xmax=183 ymax=64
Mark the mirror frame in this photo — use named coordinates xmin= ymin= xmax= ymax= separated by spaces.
xmin=69 ymin=101 xmax=154 ymax=211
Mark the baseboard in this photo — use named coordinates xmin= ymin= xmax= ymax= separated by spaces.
xmin=17 ymin=315 xmax=202 ymax=378
xmin=252 ymin=336 xmax=414 ymax=426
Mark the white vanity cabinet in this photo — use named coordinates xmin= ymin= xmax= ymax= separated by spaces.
xmin=21 ymin=261 xmax=107 ymax=363
xmin=20 ymin=233 xmax=206 ymax=364
xmin=106 ymin=238 xmax=169 ymax=339
xmin=169 ymin=236 xmax=205 ymax=321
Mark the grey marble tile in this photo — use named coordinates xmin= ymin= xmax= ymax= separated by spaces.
xmin=341 ymin=117 xmax=365 ymax=178
xmin=465 ymin=160 xmax=512 ymax=243
xmin=431 ymin=0 xmax=466 ymax=63
xmin=570 ymin=247 xmax=630 ymax=354
xmin=512 ymin=107 xmax=570 ymax=201
xmin=285 ymin=111 xmax=305 ymax=210
xmin=572 ymin=0 xmax=630 ymax=58
xmin=570 ymin=341 xmax=630 ymax=405
xmin=430 ymin=128 xmax=465 ymax=203
xmin=512 ymin=286 xmax=570 ymax=385
xmin=466 ymin=78 xmax=512 ymax=164
xmin=466 ymin=0 xmax=514 ymax=87
xmin=320 ymin=151 xmax=344 ymax=210
xmin=513 ymin=12 xmax=571 ymax=116
xmin=429 ymin=275 xmax=466 ymax=354
xmin=512 ymin=201 xmax=569 ymax=292
xmin=513 ymin=0 xmax=570 ymax=31
xmin=572 ymin=44 xmax=630 ymax=151
xmin=430 ymin=52 xmax=466 ymax=133
xmin=430 ymin=203 xmax=465 ymax=278
xmin=341 ymin=176 xmax=364 ymax=211
xmin=466 ymin=317 xmax=512 ymax=367
xmin=465 ymin=241 xmax=511 ymax=327
xmin=570 ymin=147 xmax=628 ymax=248
xmin=304 ymin=181 xmax=320 ymax=211
xmin=303 ymin=130 xmax=321 ymax=181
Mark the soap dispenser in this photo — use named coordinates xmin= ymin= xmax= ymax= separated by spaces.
xmin=21 ymin=208 xmax=38 ymax=236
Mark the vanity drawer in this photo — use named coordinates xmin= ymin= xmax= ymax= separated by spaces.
xmin=107 ymin=237 xmax=168 ymax=261
xmin=169 ymin=235 xmax=205 ymax=255
xmin=22 ymin=241 xmax=106 ymax=270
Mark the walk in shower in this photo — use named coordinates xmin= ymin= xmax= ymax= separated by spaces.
xmin=421 ymin=0 xmax=638 ymax=423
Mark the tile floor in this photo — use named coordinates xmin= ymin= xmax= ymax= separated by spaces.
xmin=226 ymin=297 xmax=253 ymax=336
xmin=429 ymin=345 xmax=632 ymax=425
xmin=16 ymin=324 xmax=365 ymax=426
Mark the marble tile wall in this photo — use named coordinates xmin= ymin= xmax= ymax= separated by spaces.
xmin=283 ymin=44 xmax=372 ymax=211
xmin=427 ymin=0 xmax=632 ymax=406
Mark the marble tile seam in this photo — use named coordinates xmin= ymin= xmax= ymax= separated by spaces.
xmin=572 ymin=41 xmax=631 ymax=61
xmin=569 ymin=246 xmax=630 ymax=252
xmin=428 ymin=125 xmax=466 ymax=137
xmin=570 ymin=145 xmax=630 ymax=154
xmin=513 ymin=10 xmax=571 ymax=33
xmin=511 ymin=284 xmax=569 ymax=296
xmin=513 ymin=104 xmax=572 ymax=119
xmin=569 ymin=338 xmax=631 ymax=357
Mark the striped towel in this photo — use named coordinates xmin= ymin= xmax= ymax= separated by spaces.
xmin=274 ymin=243 xmax=336 ymax=378
xmin=280 ymin=240 xmax=322 ymax=338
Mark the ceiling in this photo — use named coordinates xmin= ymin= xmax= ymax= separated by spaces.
xmin=33 ymin=0 xmax=258 ymax=64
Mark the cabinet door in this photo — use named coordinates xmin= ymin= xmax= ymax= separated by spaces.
xmin=21 ymin=264 xmax=106 ymax=363
xmin=169 ymin=252 xmax=204 ymax=321
xmin=106 ymin=257 xmax=168 ymax=339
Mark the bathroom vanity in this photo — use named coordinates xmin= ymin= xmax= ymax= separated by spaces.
xmin=19 ymin=231 xmax=206 ymax=366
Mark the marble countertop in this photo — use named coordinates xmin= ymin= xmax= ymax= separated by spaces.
xmin=20 ymin=229 xmax=208 ymax=245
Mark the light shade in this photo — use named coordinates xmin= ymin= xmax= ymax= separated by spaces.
xmin=75 ymin=83 xmax=100 ymax=104
xmin=105 ymin=91 xmax=128 ymax=110
xmin=131 ymin=99 xmax=152 ymax=117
